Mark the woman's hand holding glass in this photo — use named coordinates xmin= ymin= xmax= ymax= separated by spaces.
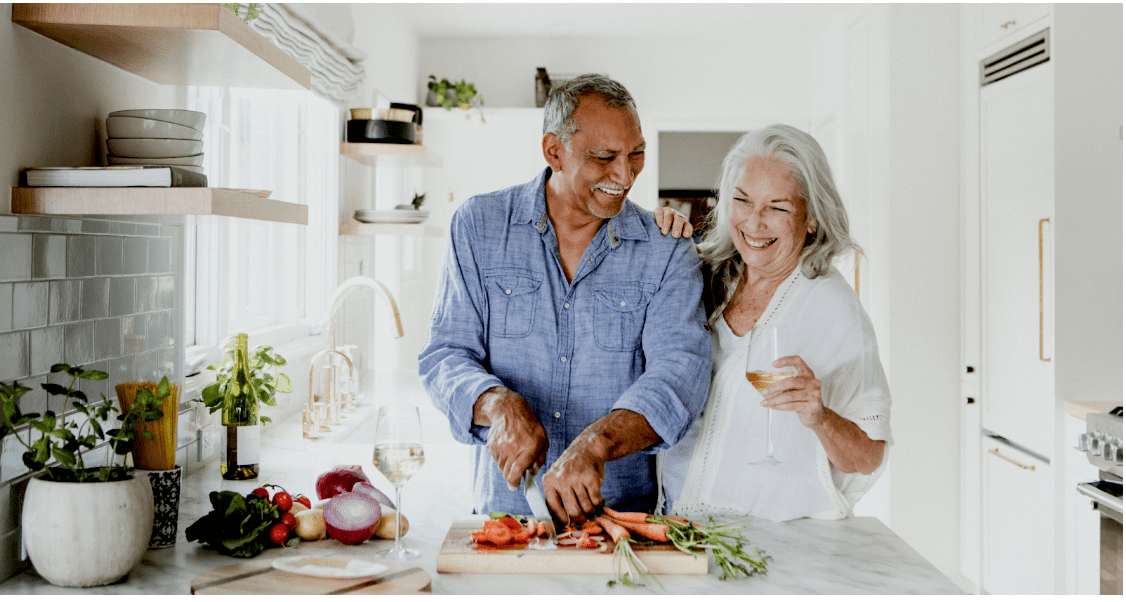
xmin=758 ymin=354 xmax=826 ymax=429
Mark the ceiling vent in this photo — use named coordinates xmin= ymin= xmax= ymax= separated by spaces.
xmin=981 ymin=28 xmax=1050 ymax=86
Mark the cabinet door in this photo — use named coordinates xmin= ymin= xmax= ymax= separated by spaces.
xmin=982 ymin=437 xmax=1055 ymax=594
xmin=979 ymin=4 xmax=1051 ymax=50
xmin=980 ymin=62 xmax=1055 ymax=457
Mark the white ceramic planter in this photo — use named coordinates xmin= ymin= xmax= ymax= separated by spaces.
xmin=21 ymin=475 xmax=153 ymax=587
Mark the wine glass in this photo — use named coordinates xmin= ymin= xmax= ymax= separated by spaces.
xmin=372 ymin=404 xmax=426 ymax=560
xmin=745 ymin=324 xmax=794 ymax=465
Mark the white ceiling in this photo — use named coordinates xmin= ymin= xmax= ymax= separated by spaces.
xmin=378 ymin=3 xmax=857 ymax=39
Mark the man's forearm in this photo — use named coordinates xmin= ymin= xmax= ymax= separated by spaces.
xmin=568 ymin=409 xmax=660 ymax=464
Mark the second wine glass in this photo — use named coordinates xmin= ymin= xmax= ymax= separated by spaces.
xmin=372 ymin=404 xmax=425 ymax=561
xmin=745 ymin=323 xmax=794 ymax=465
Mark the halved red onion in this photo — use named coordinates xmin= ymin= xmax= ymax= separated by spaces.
xmin=315 ymin=465 xmax=371 ymax=500
xmin=322 ymin=492 xmax=382 ymax=545
xmin=352 ymin=481 xmax=395 ymax=509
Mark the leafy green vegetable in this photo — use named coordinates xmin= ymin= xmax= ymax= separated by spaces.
xmin=185 ymin=490 xmax=282 ymax=558
xmin=608 ymin=517 xmax=771 ymax=588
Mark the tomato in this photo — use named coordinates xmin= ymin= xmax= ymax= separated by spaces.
xmin=269 ymin=522 xmax=290 ymax=545
xmin=281 ymin=513 xmax=297 ymax=530
xmin=251 ymin=487 xmax=269 ymax=499
xmin=294 ymin=494 xmax=312 ymax=509
xmin=273 ymin=491 xmax=293 ymax=512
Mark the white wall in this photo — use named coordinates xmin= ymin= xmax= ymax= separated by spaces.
xmin=885 ymin=4 xmax=964 ymax=588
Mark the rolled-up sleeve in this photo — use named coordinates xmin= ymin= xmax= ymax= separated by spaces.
xmin=418 ymin=208 xmax=504 ymax=445
xmin=611 ymin=238 xmax=712 ymax=451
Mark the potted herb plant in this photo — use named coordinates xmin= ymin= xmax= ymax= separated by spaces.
xmin=427 ymin=75 xmax=486 ymax=122
xmin=0 ymin=364 xmax=173 ymax=587
xmin=199 ymin=334 xmax=292 ymax=480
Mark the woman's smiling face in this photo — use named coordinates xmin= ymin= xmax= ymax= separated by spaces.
xmin=728 ymin=156 xmax=815 ymax=279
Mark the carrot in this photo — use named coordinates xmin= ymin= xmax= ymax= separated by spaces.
xmin=608 ymin=517 xmax=670 ymax=542
xmin=595 ymin=515 xmax=630 ymax=544
xmin=580 ymin=520 xmax=602 ymax=534
xmin=602 ymin=506 xmax=652 ymax=524
xmin=497 ymin=516 xmax=522 ymax=531
xmin=536 ymin=520 xmax=547 ymax=538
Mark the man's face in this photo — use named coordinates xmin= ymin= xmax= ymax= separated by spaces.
xmin=546 ymin=96 xmax=646 ymax=219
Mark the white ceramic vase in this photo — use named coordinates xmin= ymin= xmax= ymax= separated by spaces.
xmin=21 ymin=475 xmax=153 ymax=587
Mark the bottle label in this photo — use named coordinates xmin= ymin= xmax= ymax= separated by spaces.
xmin=237 ymin=425 xmax=261 ymax=464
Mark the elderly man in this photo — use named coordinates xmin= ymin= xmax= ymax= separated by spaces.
xmin=418 ymin=74 xmax=710 ymax=525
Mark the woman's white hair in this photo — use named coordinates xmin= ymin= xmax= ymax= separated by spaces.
xmin=698 ymin=124 xmax=861 ymax=324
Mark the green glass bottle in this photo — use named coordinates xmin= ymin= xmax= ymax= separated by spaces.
xmin=220 ymin=333 xmax=260 ymax=480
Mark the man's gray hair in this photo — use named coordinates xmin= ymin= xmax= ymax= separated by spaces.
xmin=542 ymin=74 xmax=638 ymax=149
xmin=699 ymin=124 xmax=862 ymax=324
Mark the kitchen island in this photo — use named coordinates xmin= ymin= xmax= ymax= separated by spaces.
xmin=0 ymin=376 xmax=962 ymax=595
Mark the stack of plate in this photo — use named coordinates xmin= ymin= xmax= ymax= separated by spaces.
xmin=106 ymin=109 xmax=206 ymax=173
xmin=354 ymin=209 xmax=428 ymax=224
xmin=346 ymin=105 xmax=420 ymax=144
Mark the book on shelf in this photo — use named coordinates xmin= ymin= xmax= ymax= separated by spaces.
xmin=23 ymin=166 xmax=208 ymax=188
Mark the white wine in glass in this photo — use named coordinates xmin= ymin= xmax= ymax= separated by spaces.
xmin=372 ymin=405 xmax=425 ymax=560
xmin=745 ymin=324 xmax=794 ymax=465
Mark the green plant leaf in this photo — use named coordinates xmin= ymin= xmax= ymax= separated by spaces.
xmin=275 ymin=373 xmax=293 ymax=394
xmin=78 ymin=370 xmax=108 ymax=381
xmin=50 ymin=363 xmax=71 ymax=374
xmin=70 ymin=390 xmax=88 ymax=403
xmin=157 ymin=377 xmax=170 ymax=398
xmin=41 ymin=383 xmax=69 ymax=397
xmin=66 ymin=365 xmax=85 ymax=378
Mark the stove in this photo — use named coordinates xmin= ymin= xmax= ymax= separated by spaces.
xmin=1077 ymin=406 xmax=1122 ymax=595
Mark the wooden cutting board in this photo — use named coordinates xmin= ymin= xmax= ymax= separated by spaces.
xmin=436 ymin=519 xmax=708 ymax=575
xmin=191 ymin=548 xmax=431 ymax=595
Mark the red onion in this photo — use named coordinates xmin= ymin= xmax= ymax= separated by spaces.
xmin=322 ymin=492 xmax=382 ymax=545
xmin=315 ymin=465 xmax=371 ymax=500
xmin=352 ymin=481 xmax=395 ymax=509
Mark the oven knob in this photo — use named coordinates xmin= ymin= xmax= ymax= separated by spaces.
xmin=1089 ymin=437 xmax=1104 ymax=457
xmin=1104 ymin=442 xmax=1122 ymax=465
xmin=1079 ymin=433 xmax=1091 ymax=451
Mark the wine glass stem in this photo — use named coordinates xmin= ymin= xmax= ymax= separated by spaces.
xmin=393 ymin=486 xmax=403 ymax=552
xmin=766 ymin=409 xmax=774 ymax=457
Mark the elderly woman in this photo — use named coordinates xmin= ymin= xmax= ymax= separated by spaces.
xmin=655 ymin=124 xmax=892 ymax=521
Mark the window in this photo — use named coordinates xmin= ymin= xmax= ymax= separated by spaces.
xmin=184 ymin=87 xmax=338 ymax=355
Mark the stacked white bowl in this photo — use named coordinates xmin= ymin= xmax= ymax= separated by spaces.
xmin=106 ymin=109 xmax=206 ymax=173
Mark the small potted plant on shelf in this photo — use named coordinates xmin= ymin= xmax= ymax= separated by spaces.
xmin=0 ymin=365 xmax=173 ymax=587
xmin=427 ymin=75 xmax=486 ymax=122
xmin=199 ymin=334 xmax=292 ymax=481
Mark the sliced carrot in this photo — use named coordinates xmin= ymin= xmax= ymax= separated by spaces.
xmin=602 ymin=506 xmax=652 ymax=524
xmin=609 ymin=517 xmax=670 ymax=542
xmin=594 ymin=515 xmax=630 ymax=544
xmin=535 ymin=520 xmax=547 ymax=538
xmin=580 ymin=520 xmax=602 ymax=534
xmin=497 ymin=516 xmax=522 ymax=531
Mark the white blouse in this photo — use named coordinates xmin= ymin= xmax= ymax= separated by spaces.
xmin=659 ymin=264 xmax=893 ymax=521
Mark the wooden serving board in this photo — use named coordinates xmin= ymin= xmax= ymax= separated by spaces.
xmin=436 ymin=519 xmax=708 ymax=575
xmin=191 ymin=550 xmax=431 ymax=595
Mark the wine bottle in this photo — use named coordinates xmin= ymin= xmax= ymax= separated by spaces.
xmin=220 ymin=333 xmax=261 ymax=480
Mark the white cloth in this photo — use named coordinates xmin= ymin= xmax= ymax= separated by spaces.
xmin=658 ymin=264 xmax=893 ymax=521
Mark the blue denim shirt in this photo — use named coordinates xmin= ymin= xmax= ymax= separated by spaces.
xmin=418 ymin=168 xmax=712 ymax=515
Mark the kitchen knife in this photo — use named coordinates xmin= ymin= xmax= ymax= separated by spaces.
xmin=522 ymin=469 xmax=557 ymax=547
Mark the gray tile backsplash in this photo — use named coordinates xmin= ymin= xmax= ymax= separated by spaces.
xmin=96 ymin=236 xmax=123 ymax=276
xmin=0 ymin=217 xmax=185 ymax=581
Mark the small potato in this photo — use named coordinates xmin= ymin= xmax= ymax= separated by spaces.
xmin=373 ymin=507 xmax=409 ymax=540
xmin=294 ymin=508 xmax=326 ymax=541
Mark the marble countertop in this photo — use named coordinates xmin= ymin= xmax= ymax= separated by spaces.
xmin=0 ymin=376 xmax=962 ymax=595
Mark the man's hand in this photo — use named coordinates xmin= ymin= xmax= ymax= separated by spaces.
xmin=542 ymin=431 xmax=606 ymax=524
xmin=541 ymin=409 xmax=660 ymax=524
xmin=474 ymin=387 xmax=548 ymax=490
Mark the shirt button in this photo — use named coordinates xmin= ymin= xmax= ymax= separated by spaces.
xmin=619 ymin=301 xmax=626 ymax=307
xmin=560 ymin=356 xmax=567 ymax=362
xmin=563 ymin=302 xmax=570 ymax=309
xmin=587 ymin=258 xmax=593 ymax=264
xmin=505 ymin=289 xmax=512 ymax=295
xmin=554 ymin=412 xmax=561 ymax=419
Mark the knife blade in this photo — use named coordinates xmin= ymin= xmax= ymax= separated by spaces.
xmin=522 ymin=468 xmax=557 ymax=548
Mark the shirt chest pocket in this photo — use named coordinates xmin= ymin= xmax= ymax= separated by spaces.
xmin=484 ymin=269 xmax=542 ymax=338
xmin=591 ymin=282 xmax=656 ymax=352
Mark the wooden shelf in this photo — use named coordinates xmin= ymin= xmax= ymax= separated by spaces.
xmin=340 ymin=142 xmax=429 ymax=166
xmin=12 ymin=3 xmax=310 ymax=90
xmin=339 ymin=222 xmax=443 ymax=237
xmin=11 ymin=187 xmax=308 ymax=225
